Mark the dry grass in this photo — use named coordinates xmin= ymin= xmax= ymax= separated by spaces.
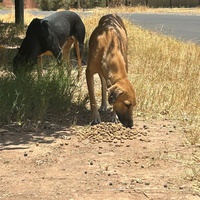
xmin=91 ymin=5 xmax=200 ymax=15
xmin=0 ymin=9 xmax=45 ymax=24
xmin=0 ymin=8 xmax=199 ymax=145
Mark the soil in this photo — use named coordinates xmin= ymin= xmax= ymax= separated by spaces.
xmin=1 ymin=102 xmax=200 ymax=200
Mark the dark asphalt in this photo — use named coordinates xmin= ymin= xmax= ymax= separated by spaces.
xmin=120 ymin=13 xmax=200 ymax=44
xmin=1 ymin=9 xmax=200 ymax=44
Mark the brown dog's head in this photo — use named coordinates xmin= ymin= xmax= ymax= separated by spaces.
xmin=108 ymin=82 xmax=136 ymax=128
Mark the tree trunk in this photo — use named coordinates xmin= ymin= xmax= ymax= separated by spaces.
xmin=170 ymin=0 xmax=173 ymax=8
xmin=15 ymin=0 xmax=24 ymax=25
xmin=77 ymin=0 xmax=81 ymax=9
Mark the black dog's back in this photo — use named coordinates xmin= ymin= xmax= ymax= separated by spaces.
xmin=43 ymin=11 xmax=85 ymax=51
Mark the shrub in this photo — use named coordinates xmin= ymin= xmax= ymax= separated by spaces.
xmin=0 ymin=66 xmax=76 ymax=124
xmin=36 ymin=0 xmax=71 ymax=11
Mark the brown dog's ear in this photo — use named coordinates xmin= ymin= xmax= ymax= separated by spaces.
xmin=124 ymin=100 xmax=132 ymax=107
xmin=108 ymin=85 xmax=123 ymax=105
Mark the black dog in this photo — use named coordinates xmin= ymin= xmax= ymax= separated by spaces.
xmin=13 ymin=11 xmax=85 ymax=78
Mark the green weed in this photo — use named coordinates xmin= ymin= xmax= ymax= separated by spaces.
xmin=0 ymin=66 xmax=76 ymax=124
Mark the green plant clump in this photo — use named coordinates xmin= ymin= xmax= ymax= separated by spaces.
xmin=0 ymin=67 xmax=76 ymax=124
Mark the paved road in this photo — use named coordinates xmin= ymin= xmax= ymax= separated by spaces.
xmin=120 ymin=13 xmax=200 ymax=44
xmin=1 ymin=9 xmax=200 ymax=44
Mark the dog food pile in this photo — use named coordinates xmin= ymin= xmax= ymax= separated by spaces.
xmin=76 ymin=122 xmax=147 ymax=143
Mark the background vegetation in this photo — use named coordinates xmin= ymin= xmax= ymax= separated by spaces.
xmin=35 ymin=0 xmax=106 ymax=10
xmin=33 ymin=0 xmax=200 ymax=10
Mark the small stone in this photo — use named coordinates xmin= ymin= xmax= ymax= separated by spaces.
xmin=179 ymin=185 xmax=184 ymax=189
xmin=136 ymin=179 xmax=142 ymax=184
xmin=143 ymin=125 xmax=149 ymax=129
xmin=164 ymin=184 xmax=168 ymax=188
xmin=0 ymin=129 xmax=8 ymax=133
xmin=89 ymin=161 xmax=93 ymax=165
xmin=66 ymin=136 xmax=71 ymax=140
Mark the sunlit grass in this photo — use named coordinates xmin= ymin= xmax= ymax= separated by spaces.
xmin=90 ymin=5 xmax=200 ymax=15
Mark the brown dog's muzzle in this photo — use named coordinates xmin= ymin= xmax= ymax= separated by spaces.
xmin=117 ymin=112 xmax=133 ymax=128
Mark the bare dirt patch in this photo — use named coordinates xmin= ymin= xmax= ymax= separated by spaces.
xmin=1 ymin=113 xmax=200 ymax=200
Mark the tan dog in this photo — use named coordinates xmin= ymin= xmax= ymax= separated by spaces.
xmin=86 ymin=14 xmax=136 ymax=128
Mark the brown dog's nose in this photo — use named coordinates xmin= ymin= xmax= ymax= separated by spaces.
xmin=124 ymin=120 xmax=133 ymax=128
xmin=120 ymin=117 xmax=133 ymax=128
xmin=116 ymin=112 xmax=133 ymax=128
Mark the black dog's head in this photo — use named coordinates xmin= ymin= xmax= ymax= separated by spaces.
xmin=13 ymin=18 xmax=48 ymax=75
xmin=12 ymin=53 xmax=35 ymax=75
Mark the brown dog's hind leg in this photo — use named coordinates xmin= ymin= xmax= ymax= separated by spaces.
xmin=86 ymin=68 xmax=101 ymax=125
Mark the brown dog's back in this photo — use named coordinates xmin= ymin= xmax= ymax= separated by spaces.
xmin=88 ymin=14 xmax=128 ymax=82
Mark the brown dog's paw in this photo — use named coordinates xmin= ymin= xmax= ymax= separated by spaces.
xmin=111 ymin=112 xmax=119 ymax=124
xmin=90 ymin=120 xmax=101 ymax=126
xmin=99 ymin=105 xmax=107 ymax=112
xmin=90 ymin=112 xmax=101 ymax=125
xmin=91 ymin=119 xmax=101 ymax=126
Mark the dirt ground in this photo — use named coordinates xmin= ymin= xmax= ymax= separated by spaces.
xmin=0 ymin=67 xmax=200 ymax=200
xmin=0 ymin=55 xmax=199 ymax=200
xmin=0 ymin=108 xmax=200 ymax=200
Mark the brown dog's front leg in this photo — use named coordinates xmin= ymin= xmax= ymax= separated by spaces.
xmin=86 ymin=68 xmax=101 ymax=125
xmin=99 ymin=75 xmax=107 ymax=112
